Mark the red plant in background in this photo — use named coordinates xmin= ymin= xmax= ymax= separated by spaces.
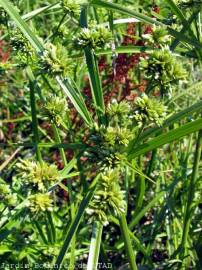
xmin=0 ymin=39 xmax=10 ymax=63
xmin=81 ymin=6 xmax=159 ymax=106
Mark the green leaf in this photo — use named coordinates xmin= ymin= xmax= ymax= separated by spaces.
xmin=80 ymin=8 xmax=105 ymax=125
xmin=84 ymin=48 xmax=106 ymax=124
xmin=0 ymin=245 xmax=12 ymax=255
xmin=129 ymin=191 xmax=165 ymax=229
xmin=128 ymin=100 xmax=202 ymax=149
xmin=119 ymin=214 xmax=138 ymax=270
xmin=90 ymin=0 xmax=164 ymax=26
xmin=56 ymin=76 xmax=93 ymax=126
xmin=128 ymin=118 xmax=202 ymax=159
xmin=96 ymin=46 xmax=155 ymax=55
xmin=22 ymin=3 xmax=60 ymax=21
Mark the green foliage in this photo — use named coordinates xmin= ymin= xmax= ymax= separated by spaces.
xmin=0 ymin=0 xmax=201 ymax=269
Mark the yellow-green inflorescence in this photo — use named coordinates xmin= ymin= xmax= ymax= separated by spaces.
xmin=107 ymin=100 xmax=131 ymax=127
xmin=74 ymin=22 xmax=112 ymax=49
xmin=0 ymin=181 xmax=18 ymax=207
xmin=27 ymin=193 xmax=53 ymax=214
xmin=143 ymin=26 xmax=171 ymax=46
xmin=86 ymin=170 xmax=126 ymax=226
xmin=61 ymin=0 xmax=83 ymax=17
xmin=39 ymin=43 xmax=73 ymax=77
xmin=16 ymin=160 xmax=59 ymax=215
xmin=42 ymin=94 xmax=69 ymax=126
xmin=140 ymin=48 xmax=187 ymax=95
xmin=133 ymin=93 xmax=167 ymax=127
xmin=16 ymin=159 xmax=59 ymax=192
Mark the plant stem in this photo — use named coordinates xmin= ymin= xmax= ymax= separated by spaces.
xmin=52 ymin=123 xmax=76 ymax=269
xmin=87 ymin=221 xmax=103 ymax=270
xmin=180 ymin=130 xmax=202 ymax=269
xmin=26 ymin=66 xmax=42 ymax=163
xmin=119 ymin=214 xmax=137 ymax=270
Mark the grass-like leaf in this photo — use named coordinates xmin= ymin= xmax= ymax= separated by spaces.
xmin=128 ymin=118 xmax=202 ymax=159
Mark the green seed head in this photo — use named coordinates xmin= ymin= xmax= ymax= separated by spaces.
xmin=16 ymin=160 xmax=60 ymax=192
xmin=134 ymin=93 xmax=167 ymax=126
xmin=86 ymin=170 xmax=126 ymax=225
xmin=28 ymin=193 xmax=53 ymax=214
xmin=42 ymin=94 xmax=69 ymax=126
xmin=74 ymin=23 xmax=112 ymax=49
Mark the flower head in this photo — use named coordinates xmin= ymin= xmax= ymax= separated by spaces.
xmin=107 ymin=100 xmax=130 ymax=127
xmin=74 ymin=23 xmax=112 ymax=49
xmin=61 ymin=0 xmax=82 ymax=16
xmin=0 ymin=182 xmax=18 ymax=207
xmin=39 ymin=43 xmax=73 ymax=77
xmin=27 ymin=193 xmax=53 ymax=214
xmin=16 ymin=160 xmax=60 ymax=192
xmin=140 ymin=48 xmax=187 ymax=95
xmin=143 ymin=26 xmax=171 ymax=45
xmin=42 ymin=94 xmax=69 ymax=126
xmin=133 ymin=93 xmax=167 ymax=126
xmin=86 ymin=170 xmax=126 ymax=225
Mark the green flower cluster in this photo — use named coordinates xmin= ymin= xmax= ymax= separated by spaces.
xmin=16 ymin=160 xmax=59 ymax=215
xmin=61 ymin=0 xmax=82 ymax=16
xmin=85 ymin=124 xmax=132 ymax=169
xmin=143 ymin=26 xmax=171 ymax=46
xmin=133 ymin=93 xmax=167 ymax=126
xmin=103 ymin=126 xmax=131 ymax=146
xmin=0 ymin=62 xmax=12 ymax=76
xmin=10 ymin=30 xmax=33 ymax=55
xmin=174 ymin=0 xmax=201 ymax=8
xmin=16 ymin=159 xmax=60 ymax=192
xmin=74 ymin=23 xmax=112 ymax=49
xmin=40 ymin=43 xmax=73 ymax=77
xmin=107 ymin=100 xmax=130 ymax=127
xmin=140 ymin=48 xmax=187 ymax=95
xmin=9 ymin=29 xmax=34 ymax=65
xmin=42 ymin=94 xmax=69 ymax=126
xmin=0 ymin=182 xmax=17 ymax=207
xmin=86 ymin=170 xmax=126 ymax=225
xmin=27 ymin=193 xmax=53 ymax=214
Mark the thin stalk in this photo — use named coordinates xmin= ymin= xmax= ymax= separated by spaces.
xmin=34 ymin=221 xmax=48 ymax=245
xmin=133 ymin=172 xmax=145 ymax=216
xmin=47 ymin=212 xmax=56 ymax=243
xmin=146 ymin=149 xmax=157 ymax=176
xmin=87 ymin=221 xmax=103 ymax=270
xmin=119 ymin=214 xmax=137 ymax=270
xmin=26 ymin=66 xmax=42 ymax=163
xmin=52 ymin=123 xmax=76 ymax=269
xmin=180 ymin=130 xmax=202 ymax=269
